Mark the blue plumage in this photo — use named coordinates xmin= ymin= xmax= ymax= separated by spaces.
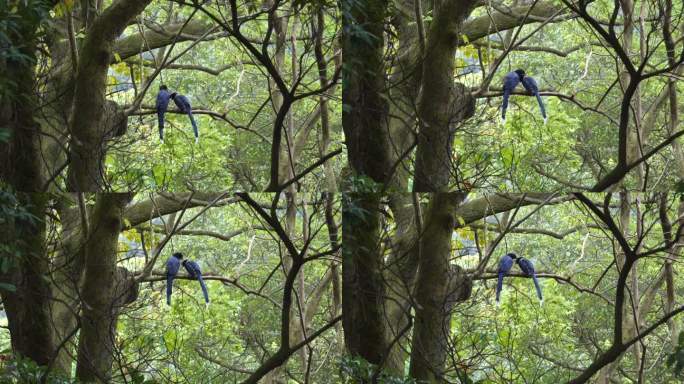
xmin=516 ymin=257 xmax=543 ymax=303
xmin=501 ymin=71 xmax=523 ymax=121
xmin=165 ymin=252 xmax=183 ymax=305
xmin=171 ymin=93 xmax=199 ymax=140
xmin=501 ymin=69 xmax=547 ymax=124
xmin=521 ymin=76 xmax=547 ymax=122
xmin=495 ymin=253 xmax=544 ymax=306
xmin=496 ymin=252 xmax=517 ymax=304
xmin=156 ymin=86 xmax=171 ymax=141
xmin=165 ymin=253 xmax=210 ymax=305
xmin=183 ymin=259 xmax=210 ymax=304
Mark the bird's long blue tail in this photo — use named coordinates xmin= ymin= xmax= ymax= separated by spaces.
xmin=501 ymin=89 xmax=511 ymax=120
xmin=187 ymin=112 xmax=199 ymax=138
xmin=197 ymin=275 xmax=210 ymax=303
xmin=532 ymin=274 xmax=543 ymax=302
xmin=496 ymin=271 xmax=505 ymax=302
xmin=535 ymin=93 xmax=546 ymax=119
xmin=158 ymin=111 xmax=165 ymax=140
xmin=166 ymin=273 xmax=174 ymax=305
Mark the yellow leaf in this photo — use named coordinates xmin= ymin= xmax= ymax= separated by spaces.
xmin=456 ymin=216 xmax=466 ymax=226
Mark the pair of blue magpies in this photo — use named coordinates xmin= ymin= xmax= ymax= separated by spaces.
xmin=496 ymin=252 xmax=543 ymax=306
xmin=501 ymin=69 xmax=547 ymax=125
xmin=156 ymin=85 xmax=200 ymax=144
xmin=166 ymin=252 xmax=210 ymax=306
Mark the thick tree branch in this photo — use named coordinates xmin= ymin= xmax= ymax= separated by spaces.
xmin=468 ymin=223 xmax=599 ymax=239
xmin=124 ymin=193 xmax=237 ymax=228
xmin=67 ymin=0 xmax=154 ymax=191
xmin=145 ymin=226 xmax=259 ymax=241
xmin=453 ymin=193 xmax=573 ymax=228
xmin=471 ymin=40 xmax=582 ymax=56
xmin=113 ymin=20 xmax=217 ymax=61
xmin=459 ymin=2 xmax=573 ymax=45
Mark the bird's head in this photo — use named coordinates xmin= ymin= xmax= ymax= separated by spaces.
xmin=173 ymin=252 xmax=184 ymax=259
xmin=514 ymin=69 xmax=525 ymax=79
xmin=170 ymin=92 xmax=178 ymax=99
xmin=160 ymin=84 xmax=168 ymax=91
xmin=507 ymin=252 xmax=518 ymax=260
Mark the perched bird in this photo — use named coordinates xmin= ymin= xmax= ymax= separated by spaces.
xmin=516 ymin=256 xmax=543 ymax=305
xmin=182 ymin=259 xmax=210 ymax=305
xmin=165 ymin=252 xmax=183 ymax=305
xmin=171 ymin=92 xmax=200 ymax=144
xmin=496 ymin=252 xmax=518 ymax=306
xmin=501 ymin=69 xmax=547 ymax=125
xmin=520 ymin=74 xmax=547 ymax=125
xmin=156 ymin=85 xmax=172 ymax=143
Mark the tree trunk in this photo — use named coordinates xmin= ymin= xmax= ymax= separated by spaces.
xmin=75 ymin=193 xmax=133 ymax=382
xmin=66 ymin=0 xmax=152 ymax=191
xmin=382 ymin=192 xmax=420 ymax=374
xmin=0 ymin=193 xmax=55 ymax=366
xmin=413 ymin=0 xmax=477 ymax=192
xmin=0 ymin=2 xmax=53 ymax=191
xmin=409 ymin=193 xmax=467 ymax=382
xmin=342 ymin=192 xmax=388 ymax=364
xmin=342 ymin=0 xmax=392 ymax=183
xmin=50 ymin=194 xmax=89 ymax=375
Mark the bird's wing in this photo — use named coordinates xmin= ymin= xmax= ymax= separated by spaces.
xmin=503 ymin=72 xmax=520 ymax=90
xmin=522 ymin=77 xmax=539 ymax=94
xmin=156 ymin=92 xmax=169 ymax=110
xmin=498 ymin=256 xmax=513 ymax=273
xmin=526 ymin=259 xmax=536 ymax=274
xmin=520 ymin=258 xmax=536 ymax=275
xmin=166 ymin=258 xmax=179 ymax=275
xmin=184 ymin=264 xmax=194 ymax=277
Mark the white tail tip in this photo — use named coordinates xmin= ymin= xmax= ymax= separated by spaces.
xmin=543 ymin=116 xmax=548 ymax=125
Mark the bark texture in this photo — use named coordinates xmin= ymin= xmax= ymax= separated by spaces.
xmin=75 ymin=193 xmax=135 ymax=382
